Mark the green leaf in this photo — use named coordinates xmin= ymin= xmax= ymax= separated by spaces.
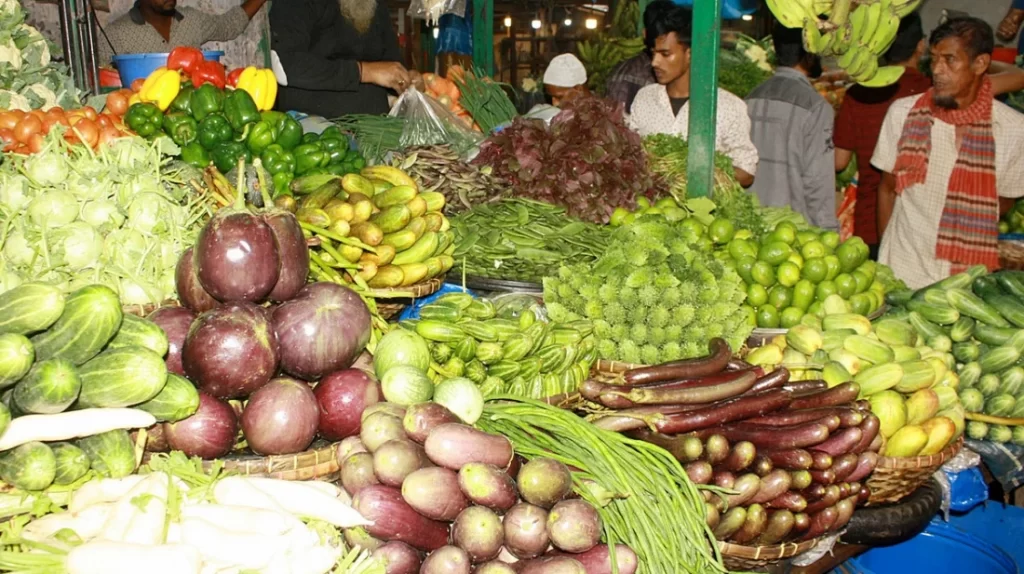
xmin=685 ymin=197 xmax=716 ymax=224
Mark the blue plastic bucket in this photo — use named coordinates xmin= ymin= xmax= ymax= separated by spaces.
xmin=112 ymin=51 xmax=224 ymax=87
xmin=947 ymin=503 xmax=1024 ymax=568
xmin=845 ymin=519 xmax=1017 ymax=574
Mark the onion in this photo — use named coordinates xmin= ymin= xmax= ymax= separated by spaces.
xmin=241 ymin=378 xmax=320 ymax=455
xmin=164 ymin=392 xmax=238 ymax=459
xmin=314 ymin=369 xmax=381 ymax=441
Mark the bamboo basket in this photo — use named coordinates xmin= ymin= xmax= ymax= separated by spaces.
xmin=998 ymin=238 xmax=1024 ymax=270
xmin=590 ymin=359 xmax=645 ymax=383
xmin=718 ymin=538 xmax=819 ymax=571
xmin=122 ymin=299 xmax=181 ymax=317
xmin=142 ymin=440 xmax=341 ymax=481
xmin=865 ymin=436 xmax=963 ymax=505
xmin=368 ymin=277 xmax=445 ymax=320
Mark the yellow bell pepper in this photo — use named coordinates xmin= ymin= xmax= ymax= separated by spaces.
xmin=138 ymin=67 xmax=181 ymax=111
xmin=237 ymin=67 xmax=278 ymax=112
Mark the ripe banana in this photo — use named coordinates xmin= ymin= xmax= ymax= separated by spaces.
xmin=361 ymin=167 xmax=417 ymax=190
xmin=867 ymin=8 xmax=901 ymax=55
xmin=802 ymin=17 xmax=827 ymax=54
xmin=857 ymin=65 xmax=906 ymax=87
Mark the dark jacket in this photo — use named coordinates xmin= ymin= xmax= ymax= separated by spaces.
xmin=269 ymin=0 xmax=402 ymax=117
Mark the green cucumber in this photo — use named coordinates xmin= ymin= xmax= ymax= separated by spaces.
xmin=107 ymin=314 xmax=169 ymax=357
xmin=31 ymin=285 xmax=122 ymax=366
xmin=77 ymin=346 xmax=168 ymax=408
xmin=12 ymin=359 xmax=80 ymax=414
xmin=0 ymin=283 xmax=65 ymax=336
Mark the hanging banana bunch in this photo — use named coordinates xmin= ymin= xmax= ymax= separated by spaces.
xmin=766 ymin=0 xmax=923 ymax=87
xmin=576 ymin=0 xmax=645 ymax=94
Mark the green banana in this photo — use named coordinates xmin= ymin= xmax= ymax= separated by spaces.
xmin=856 ymin=2 xmax=883 ymax=47
xmin=812 ymin=0 xmax=833 ymax=16
xmin=829 ymin=21 xmax=854 ymax=56
xmin=848 ymin=4 xmax=870 ymax=44
xmin=828 ymin=0 xmax=854 ymax=27
xmin=853 ymin=56 xmax=880 ymax=83
xmin=838 ymin=42 xmax=861 ymax=70
xmin=766 ymin=0 xmax=811 ymax=28
xmin=867 ymin=8 xmax=901 ymax=55
xmin=893 ymin=0 xmax=922 ymax=18
xmin=802 ymin=17 xmax=827 ymax=54
xmin=857 ymin=65 xmax=906 ymax=87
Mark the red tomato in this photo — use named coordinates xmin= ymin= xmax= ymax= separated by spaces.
xmin=13 ymin=115 xmax=42 ymax=144
xmin=130 ymin=78 xmax=146 ymax=93
xmin=81 ymin=106 xmax=98 ymax=121
xmin=72 ymin=118 xmax=99 ymax=149
xmin=0 ymin=111 xmax=18 ymax=130
xmin=105 ymin=91 xmax=129 ymax=117
xmin=27 ymin=133 xmax=44 ymax=154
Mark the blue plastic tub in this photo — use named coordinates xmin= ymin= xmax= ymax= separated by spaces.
xmin=842 ymin=519 xmax=1017 ymax=574
xmin=947 ymin=503 xmax=1024 ymax=568
xmin=112 ymin=51 xmax=224 ymax=87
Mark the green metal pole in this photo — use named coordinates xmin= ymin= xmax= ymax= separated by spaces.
xmin=686 ymin=0 xmax=721 ymax=198
xmin=472 ymin=0 xmax=494 ymax=75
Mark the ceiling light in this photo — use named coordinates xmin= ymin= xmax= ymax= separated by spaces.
xmin=432 ymin=27 xmax=439 ymax=39
xmin=504 ymin=16 xmax=512 ymax=27
xmin=741 ymin=14 xmax=753 ymax=21
xmin=564 ymin=18 xmax=572 ymax=26
xmin=531 ymin=19 xmax=542 ymax=29
xmin=585 ymin=17 xmax=598 ymax=29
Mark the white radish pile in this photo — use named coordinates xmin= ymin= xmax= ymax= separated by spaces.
xmin=14 ymin=472 xmax=373 ymax=574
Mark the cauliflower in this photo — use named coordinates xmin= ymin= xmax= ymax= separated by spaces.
xmin=15 ymin=24 xmax=49 ymax=68
xmin=0 ymin=36 xmax=22 ymax=71
xmin=22 ymin=83 xmax=57 ymax=110
xmin=522 ymin=78 xmax=538 ymax=93
xmin=0 ymin=89 xmax=29 ymax=111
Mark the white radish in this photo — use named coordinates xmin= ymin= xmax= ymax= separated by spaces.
xmin=274 ymin=477 xmax=347 ymax=502
xmin=65 ymin=541 xmax=202 ymax=574
xmin=239 ymin=476 xmax=371 ymax=528
xmin=23 ymin=503 xmax=113 ymax=542
xmin=0 ymin=409 xmax=156 ymax=451
xmin=99 ymin=473 xmax=167 ymax=544
xmin=69 ymin=475 xmax=147 ymax=513
xmin=179 ymin=516 xmax=290 ymax=570
xmin=291 ymin=543 xmax=343 ymax=574
xmin=212 ymin=476 xmax=288 ymax=514
xmin=180 ymin=504 xmax=304 ymax=537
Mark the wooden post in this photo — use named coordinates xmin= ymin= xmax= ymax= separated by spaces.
xmin=472 ymin=0 xmax=495 ymax=75
xmin=686 ymin=0 xmax=722 ymax=198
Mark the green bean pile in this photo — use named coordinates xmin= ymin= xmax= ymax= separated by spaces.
xmin=450 ymin=199 xmax=611 ymax=284
xmin=333 ymin=115 xmax=405 ymax=163
xmin=478 ymin=398 xmax=726 ymax=574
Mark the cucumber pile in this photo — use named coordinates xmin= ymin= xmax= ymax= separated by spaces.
xmin=887 ymin=267 xmax=1024 ymax=445
xmin=401 ymin=293 xmax=596 ymax=399
xmin=0 ymin=282 xmax=199 ymax=492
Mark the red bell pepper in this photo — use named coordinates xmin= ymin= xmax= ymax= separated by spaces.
xmin=191 ymin=60 xmax=227 ymax=90
xmin=226 ymin=68 xmax=244 ymax=88
xmin=167 ymin=47 xmax=203 ymax=74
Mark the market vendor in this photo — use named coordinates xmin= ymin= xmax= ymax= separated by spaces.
xmin=746 ymin=23 xmax=837 ymax=231
xmin=97 ymin=0 xmax=268 ymax=66
xmin=543 ymin=54 xmax=590 ymax=106
xmin=268 ymin=0 xmax=416 ymax=117
xmin=627 ymin=5 xmax=758 ymax=187
xmin=606 ymin=0 xmax=674 ymax=112
xmin=873 ymin=17 xmax=1024 ymax=289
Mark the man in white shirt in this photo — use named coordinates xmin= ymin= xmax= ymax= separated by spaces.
xmin=627 ymin=5 xmax=758 ymax=187
xmin=872 ymin=17 xmax=1024 ymax=289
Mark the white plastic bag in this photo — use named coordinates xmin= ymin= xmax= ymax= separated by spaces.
xmin=409 ymin=0 xmax=467 ymax=25
xmin=388 ymin=86 xmax=481 ymax=155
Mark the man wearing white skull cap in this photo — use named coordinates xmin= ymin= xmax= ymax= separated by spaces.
xmin=542 ymin=53 xmax=589 ymax=106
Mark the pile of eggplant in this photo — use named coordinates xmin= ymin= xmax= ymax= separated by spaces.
xmin=582 ymin=339 xmax=881 ymax=546
xmin=339 ymin=401 xmax=638 ymax=574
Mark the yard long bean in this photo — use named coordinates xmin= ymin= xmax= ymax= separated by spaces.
xmin=478 ymin=397 xmax=726 ymax=574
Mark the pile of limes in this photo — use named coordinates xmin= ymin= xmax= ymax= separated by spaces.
xmin=724 ymin=222 xmax=884 ymax=329
xmin=610 ymin=197 xmax=691 ymax=227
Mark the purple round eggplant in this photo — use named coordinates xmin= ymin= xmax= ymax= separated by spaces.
xmin=240 ymin=377 xmax=319 ymax=455
xmin=503 ymin=503 xmax=550 ymax=560
xmin=371 ymin=541 xmax=422 ymax=574
xmin=182 ymin=303 xmax=279 ymax=399
xmin=175 ymin=247 xmax=219 ymax=313
xmin=547 ymin=500 xmax=602 ymax=554
xmin=263 ymin=211 xmax=309 ymax=302
xmin=452 ymin=506 xmax=503 ymax=563
xmin=195 ymin=210 xmax=280 ymax=303
xmin=147 ymin=306 xmax=196 ymax=376
xmin=272 ymin=282 xmax=371 ymax=381
xmin=163 ymin=392 xmax=238 ymax=459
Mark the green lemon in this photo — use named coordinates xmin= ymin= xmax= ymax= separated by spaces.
xmin=859 ymin=260 xmax=878 ymax=283
xmin=644 ymin=207 xmax=663 ymax=216
xmin=757 ymin=305 xmax=781 ymax=329
xmin=663 ymin=206 xmax=688 ymax=222
xmin=777 ymin=261 xmax=801 ymax=287
xmin=852 ymin=270 xmax=871 ymax=294
xmin=655 ymin=196 xmax=678 ymax=209
xmin=708 ymin=217 xmax=736 ymax=244
xmin=747 ymin=283 xmax=769 ymax=307
xmin=802 ymin=258 xmax=828 ymax=283
xmin=796 ymin=230 xmax=820 ymax=247
xmin=780 ymin=306 xmax=805 ymax=328
xmin=751 ymin=261 xmax=777 ymax=287
xmin=834 ymin=273 xmax=858 ymax=299
xmin=787 ymin=252 xmax=805 ymax=268
xmin=728 ymin=238 xmax=758 ymax=261
xmin=1000 ymin=221 xmax=1010 ymax=234
xmin=801 ymin=240 xmax=827 ymax=260
xmin=815 ymin=280 xmax=838 ymax=302
xmin=695 ymin=237 xmax=715 ymax=253
xmin=823 ymin=255 xmax=842 ymax=281
xmin=610 ymin=207 xmax=630 ymax=227
xmin=792 ymin=280 xmax=816 ymax=311
xmin=623 ymin=212 xmax=637 ymax=226
xmin=808 ymin=301 xmax=824 ymax=317
xmin=758 ymin=241 xmax=794 ymax=266
xmin=636 ymin=197 xmax=651 ymax=209
xmin=768 ymin=285 xmax=794 ymax=310
xmin=820 ymin=230 xmax=841 ymax=250
xmin=849 ymin=293 xmax=871 ymax=316
xmin=735 ymin=256 xmax=757 ymax=284
xmin=734 ymin=229 xmax=753 ymax=240
xmin=773 ymin=222 xmax=798 ymax=244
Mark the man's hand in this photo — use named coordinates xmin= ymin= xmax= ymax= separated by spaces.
xmin=408 ymin=70 xmax=425 ymax=92
xmin=360 ymin=61 xmax=414 ymax=92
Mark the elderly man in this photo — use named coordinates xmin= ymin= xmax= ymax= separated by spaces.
xmin=269 ymin=0 xmax=414 ymax=117
xmin=543 ymin=54 xmax=589 ymax=106
xmin=873 ymin=17 xmax=1024 ymax=288
xmin=98 ymin=0 xmax=268 ymax=66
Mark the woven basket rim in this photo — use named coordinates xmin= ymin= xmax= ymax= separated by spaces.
xmin=718 ymin=537 xmax=818 ymax=560
xmin=876 ymin=436 xmax=963 ymax=470
xmin=965 ymin=412 xmax=1024 ymax=426
xmin=122 ymin=299 xmax=181 ymax=317
xmin=366 ymin=277 xmax=444 ymax=299
xmin=142 ymin=440 xmax=339 ymax=477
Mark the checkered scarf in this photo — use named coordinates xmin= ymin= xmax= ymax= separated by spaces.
xmin=892 ymin=78 xmax=999 ymax=272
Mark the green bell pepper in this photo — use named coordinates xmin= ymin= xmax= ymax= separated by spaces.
xmin=276 ymin=117 xmax=303 ymax=151
xmin=180 ymin=142 xmax=210 ymax=169
xmin=261 ymin=144 xmax=296 ymax=176
xmin=171 ymin=85 xmax=194 ymax=115
xmin=190 ymin=83 xmax=224 ymax=122
xmin=325 ymin=163 xmax=347 ymax=176
xmin=125 ymin=103 xmax=163 ymax=138
xmin=198 ymin=114 xmax=233 ymax=150
xmin=211 ymin=141 xmax=252 ymax=174
xmin=293 ymin=143 xmax=328 ymax=175
xmin=272 ymin=171 xmax=292 ymax=196
xmin=246 ymin=120 xmax=276 ymax=156
xmin=224 ymin=89 xmax=260 ymax=134
xmin=321 ymin=126 xmax=344 ymax=140
xmin=302 ymin=132 xmax=319 ymax=145
xmin=162 ymin=112 xmax=198 ymax=147
xmin=320 ymin=136 xmax=348 ymax=164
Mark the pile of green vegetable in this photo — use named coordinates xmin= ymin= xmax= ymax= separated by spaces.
xmin=0 ymin=134 xmax=214 ymax=305
xmin=0 ymin=0 xmax=80 ymax=111
xmin=453 ymin=70 xmax=518 ymax=134
xmin=450 ymin=199 xmax=611 ymax=284
xmin=545 ymin=217 xmax=752 ymax=364
xmin=400 ymin=292 xmax=596 ymax=399
xmin=0 ymin=282 xmax=198 ymax=494
xmin=333 ymin=115 xmax=405 ymax=165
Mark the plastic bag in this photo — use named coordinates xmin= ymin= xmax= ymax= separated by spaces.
xmin=409 ymin=0 xmax=467 ymax=24
xmin=389 ymin=86 xmax=482 ymax=155
xmin=790 ymin=532 xmax=841 ymax=567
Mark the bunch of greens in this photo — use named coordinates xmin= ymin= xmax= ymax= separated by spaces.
xmin=453 ymin=69 xmax=518 ymax=134
xmin=0 ymin=0 xmax=80 ymax=111
xmin=544 ymin=217 xmax=752 ymax=364
xmin=0 ymin=132 xmax=215 ymax=304
xmin=333 ymin=115 xmax=405 ymax=164
xmin=718 ymin=48 xmax=773 ymax=99
xmin=473 ymin=95 xmax=658 ymax=224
